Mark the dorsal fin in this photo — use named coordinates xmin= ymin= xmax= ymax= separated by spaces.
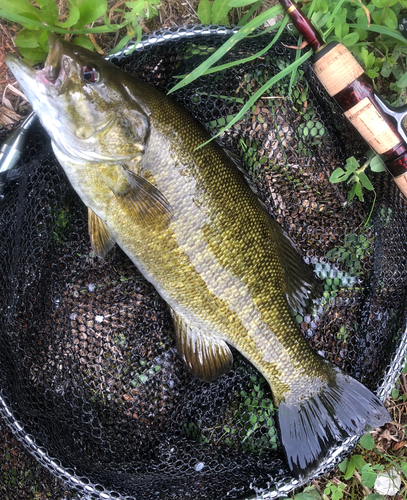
xmin=268 ymin=216 xmax=320 ymax=311
xmin=224 ymin=146 xmax=319 ymax=310
xmin=171 ymin=309 xmax=233 ymax=382
xmin=88 ymin=207 xmax=116 ymax=258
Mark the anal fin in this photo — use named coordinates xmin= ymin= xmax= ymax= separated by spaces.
xmin=88 ymin=207 xmax=116 ymax=258
xmin=171 ymin=310 xmax=233 ymax=382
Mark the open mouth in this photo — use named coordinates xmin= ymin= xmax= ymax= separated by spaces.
xmin=5 ymin=33 xmax=65 ymax=92
xmin=40 ymin=33 xmax=64 ymax=85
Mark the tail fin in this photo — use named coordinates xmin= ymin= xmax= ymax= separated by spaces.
xmin=278 ymin=364 xmax=390 ymax=479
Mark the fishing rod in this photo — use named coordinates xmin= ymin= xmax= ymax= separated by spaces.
xmin=279 ymin=0 xmax=407 ymax=198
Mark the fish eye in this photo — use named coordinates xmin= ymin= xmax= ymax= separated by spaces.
xmin=81 ymin=65 xmax=100 ymax=83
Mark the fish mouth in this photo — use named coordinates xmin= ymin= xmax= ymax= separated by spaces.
xmin=5 ymin=33 xmax=65 ymax=97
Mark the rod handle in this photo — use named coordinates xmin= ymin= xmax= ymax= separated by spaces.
xmin=313 ymin=42 xmax=407 ymax=196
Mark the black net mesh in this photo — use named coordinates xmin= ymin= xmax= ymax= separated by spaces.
xmin=0 ymin=25 xmax=407 ymax=500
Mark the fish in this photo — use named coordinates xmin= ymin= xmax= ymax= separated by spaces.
xmin=5 ymin=34 xmax=390 ymax=478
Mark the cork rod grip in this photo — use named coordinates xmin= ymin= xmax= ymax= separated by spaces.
xmin=313 ymin=43 xmax=400 ymax=154
xmin=275 ymin=0 xmax=407 ymax=198
xmin=394 ymin=173 xmax=407 ymax=199
xmin=312 ymin=41 xmax=407 ymax=198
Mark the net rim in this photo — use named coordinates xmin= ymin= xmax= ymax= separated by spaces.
xmin=0 ymin=23 xmax=406 ymax=500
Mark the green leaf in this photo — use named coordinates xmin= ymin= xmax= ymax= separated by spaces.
xmin=383 ymin=8 xmax=398 ymax=29
xmin=365 ymin=494 xmax=385 ymax=500
xmin=324 ymin=0 xmax=348 ymax=31
xmin=229 ymin=0 xmax=257 ymax=5
xmin=342 ymin=32 xmax=359 ymax=46
xmin=397 ymin=71 xmax=407 ymax=88
xmin=14 ymin=28 xmax=40 ymax=48
xmin=371 ymin=10 xmax=384 ymax=26
xmin=335 ymin=21 xmax=349 ymax=39
xmin=359 ymin=433 xmax=375 ymax=450
xmin=355 ymin=28 xmax=367 ymax=41
xmin=0 ymin=0 xmax=41 ymax=19
xmin=392 ymin=387 xmax=400 ymax=399
xmin=36 ymin=0 xmax=59 ymax=26
xmin=124 ymin=0 xmax=146 ymax=22
xmin=346 ymin=156 xmax=360 ymax=171
xmin=313 ymin=10 xmax=331 ymax=29
xmin=197 ymin=0 xmax=212 ymax=23
xmin=361 ymin=469 xmax=378 ymax=488
xmin=108 ymin=33 xmax=133 ymax=54
xmin=72 ymin=0 xmax=107 ymax=29
xmin=371 ymin=0 xmax=387 ymax=7
xmin=333 ymin=7 xmax=347 ymax=28
xmin=348 ymin=23 xmax=407 ymax=45
xmin=314 ymin=0 xmax=328 ymax=14
xmin=338 ymin=458 xmax=349 ymax=473
xmin=18 ymin=45 xmax=48 ymax=63
xmin=330 ymin=167 xmax=351 ymax=183
xmin=343 ymin=457 xmax=356 ymax=480
xmin=212 ymin=0 xmax=231 ymax=23
xmin=381 ymin=59 xmax=392 ymax=78
xmin=355 ymin=182 xmax=364 ymax=201
xmin=0 ymin=8 xmax=124 ymax=33
xmin=348 ymin=182 xmax=358 ymax=201
xmin=293 ymin=494 xmax=320 ymax=500
xmin=366 ymin=68 xmax=379 ymax=79
xmin=360 ymin=46 xmax=374 ymax=68
xmin=72 ymin=35 xmax=94 ymax=51
xmin=358 ymin=171 xmax=374 ymax=191
xmin=185 ymin=17 xmax=288 ymax=79
xmin=38 ymin=29 xmax=49 ymax=51
xmin=168 ymin=3 xmax=284 ymax=94
xmin=370 ymin=155 xmax=386 ymax=172
xmin=332 ymin=485 xmax=345 ymax=500
xmin=353 ymin=454 xmax=367 ymax=472
xmin=58 ymin=0 xmax=80 ymax=28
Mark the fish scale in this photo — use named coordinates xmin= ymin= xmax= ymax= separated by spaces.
xmin=5 ymin=34 xmax=390 ymax=478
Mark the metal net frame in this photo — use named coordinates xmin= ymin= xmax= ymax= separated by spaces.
xmin=0 ymin=25 xmax=406 ymax=500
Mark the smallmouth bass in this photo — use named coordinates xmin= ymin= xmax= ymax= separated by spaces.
xmin=6 ymin=34 xmax=390 ymax=478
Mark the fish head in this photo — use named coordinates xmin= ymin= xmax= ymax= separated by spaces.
xmin=5 ymin=33 xmax=149 ymax=163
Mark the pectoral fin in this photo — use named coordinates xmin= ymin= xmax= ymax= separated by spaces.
xmin=171 ymin=310 xmax=233 ymax=382
xmin=88 ymin=207 xmax=116 ymax=258
xmin=114 ymin=167 xmax=173 ymax=227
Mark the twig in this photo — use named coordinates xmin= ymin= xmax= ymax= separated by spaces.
xmin=353 ymin=470 xmax=371 ymax=497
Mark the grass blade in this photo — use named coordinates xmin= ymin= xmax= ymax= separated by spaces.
xmin=179 ymin=16 xmax=288 ymax=79
xmin=324 ymin=0 xmax=351 ymax=31
xmin=237 ymin=0 xmax=263 ymax=26
xmin=0 ymin=8 xmax=127 ymax=34
xmin=348 ymin=23 xmax=407 ymax=44
xmin=196 ymin=49 xmax=313 ymax=149
xmin=168 ymin=3 xmax=284 ymax=94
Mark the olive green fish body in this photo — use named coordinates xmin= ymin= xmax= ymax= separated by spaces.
xmin=5 ymin=36 xmax=390 ymax=477
xmin=55 ymin=78 xmax=325 ymax=404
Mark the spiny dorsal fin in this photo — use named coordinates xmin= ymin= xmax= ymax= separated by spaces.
xmin=88 ymin=207 xmax=116 ymax=258
xmin=114 ymin=168 xmax=173 ymax=227
xmin=268 ymin=216 xmax=320 ymax=312
xmin=171 ymin=310 xmax=233 ymax=382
